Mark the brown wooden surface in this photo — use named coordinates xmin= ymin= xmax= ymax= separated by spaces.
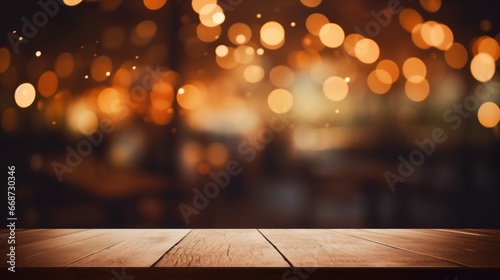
xmin=259 ymin=229 xmax=458 ymax=267
xmin=154 ymin=229 xmax=289 ymax=267
xmin=2 ymin=229 xmax=500 ymax=269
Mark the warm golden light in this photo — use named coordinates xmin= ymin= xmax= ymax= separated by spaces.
xmin=319 ymin=23 xmax=345 ymax=48
xmin=38 ymin=71 xmax=58 ymax=97
xmin=192 ymin=0 xmax=216 ymax=14
xmin=216 ymin=47 xmax=238 ymax=69
xmin=478 ymin=102 xmax=500 ymax=128
xmin=91 ymin=56 xmax=113 ymax=82
xmin=177 ymin=84 xmax=202 ymax=109
xmin=206 ymin=143 xmax=229 ymax=167
xmin=200 ymin=4 xmax=225 ymax=27
xmin=403 ymin=57 xmax=427 ymax=83
xmin=98 ymin=87 xmax=121 ymax=114
xmin=197 ymin=24 xmax=221 ymax=43
xmin=354 ymin=38 xmax=379 ymax=64
xmin=323 ymin=76 xmax=349 ymax=101
xmin=419 ymin=0 xmax=441 ymax=13
xmin=343 ymin=33 xmax=364 ymax=57
xmin=215 ymin=45 xmax=229 ymax=57
xmin=270 ymin=65 xmax=295 ymax=88
xmin=228 ymin=23 xmax=252 ymax=45
xmin=411 ymin=24 xmax=430 ymax=49
xmin=470 ymin=53 xmax=495 ymax=82
xmin=477 ymin=37 xmax=500 ymax=61
xmin=243 ymin=65 xmax=265 ymax=84
xmin=151 ymin=82 xmax=174 ymax=110
xmin=136 ymin=20 xmax=157 ymax=39
xmin=306 ymin=13 xmax=329 ymax=36
xmin=300 ymin=0 xmax=322 ymax=8
xmin=376 ymin=60 xmax=399 ymax=84
xmin=445 ymin=43 xmax=468 ymax=69
xmin=405 ymin=79 xmax=430 ymax=102
xmin=399 ymin=9 xmax=423 ymax=32
xmin=268 ymin=89 xmax=294 ymax=114
xmin=15 ymin=83 xmax=36 ymax=108
xmin=0 ymin=48 xmax=10 ymax=73
xmin=63 ymin=0 xmax=83 ymax=6
xmin=78 ymin=110 xmax=99 ymax=135
xmin=436 ymin=24 xmax=453 ymax=50
xmin=143 ymin=0 xmax=167 ymax=10
xmin=234 ymin=45 xmax=255 ymax=64
xmin=367 ymin=70 xmax=391 ymax=94
xmin=260 ymin=21 xmax=285 ymax=48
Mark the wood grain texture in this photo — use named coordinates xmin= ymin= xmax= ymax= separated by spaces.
xmin=259 ymin=229 xmax=459 ymax=267
xmin=19 ymin=229 xmax=143 ymax=267
xmin=155 ymin=229 xmax=290 ymax=267
xmin=17 ymin=229 xmax=111 ymax=260
xmin=336 ymin=229 xmax=500 ymax=267
xmin=362 ymin=229 xmax=500 ymax=258
xmin=17 ymin=229 xmax=88 ymax=246
xmin=7 ymin=229 xmax=500 ymax=268
xmin=68 ymin=229 xmax=190 ymax=267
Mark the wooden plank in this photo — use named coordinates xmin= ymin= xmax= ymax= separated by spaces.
xmin=17 ymin=229 xmax=112 ymax=260
xmin=363 ymin=229 xmax=500 ymax=257
xmin=428 ymin=229 xmax=500 ymax=243
xmin=459 ymin=229 xmax=500 ymax=238
xmin=335 ymin=229 xmax=500 ymax=267
xmin=19 ymin=230 xmax=143 ymax=267
xmin=155 ymin=229 xmax=289 ymax=267
xmin=68 ymin=229 xmax=190 ymax=267
xmin=259 ymin=229 xmax=459 ymax=267
xmin=18 ymin=229 xmax=88 ymax=246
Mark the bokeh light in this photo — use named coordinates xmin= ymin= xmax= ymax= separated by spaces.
xmin=260 ymin=21 xmax=285 ymax=49
xmin=367 ymin=70 xmax=392 ymax=94
xmin=177 ymin=84 xmax=202 ymax=110
xmin=445 ymin=43 xmax=468 ymax=69
xmin=143 ymin=0 xmax=167 ymax=10
xmin=0 ymin=48 xmax=10 ymax=73
xmin=470 ymin=53 xmax=496 ymax=82
xmin=355 ymin=38 xmax=379 ymax=64
xmin=63 ymin=0 xmax=83 ymax=6
xmin=399 ymin=9 xmax=423 ymax=32
xmin=319 ymin=23 xmax=345 ymax=48
xmin=228 ymin=23 xmax=252 ymax=45
xmin=306 ymin=13 xmax=329 ymax=36
xmin=243 ymin=65 xmax=265 ymax=84
xmin=15 ymin=83 xmax=36 ymax=108
xmin=405 ymin=79 xmax=430 ymax=102
xmin=38 ymin=71 xmax=59 ymax=97
xmin=323 ymin=76 xmax=349 ymax=101
xmin=419 ymin=0 xmax=442 ymax=13
xmin=300 ymin=0 xmax=322 ymax=8
xmin=270 ymin=65 xmax=295 ymax=88
xmin=268 ymin=89 xmax=294 ymax=114
xmin=91 ymin=56 xmax=113 ymax=81
xmin=403 ymin=57 xmax=427 ymax=83
xmin=478 ymin=102 xmax=500 ymax=128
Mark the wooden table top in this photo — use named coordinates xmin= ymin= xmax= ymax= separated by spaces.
xmin=2 ymin=229 xmax=500 ymax=279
